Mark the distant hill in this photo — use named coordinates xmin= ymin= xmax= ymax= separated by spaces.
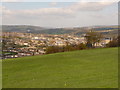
xmin=1 ymin=25 xmax=46 ymax=33
xmin=3 ymin=47 xmax=118 ymax=88
xmin=1 ymin=25 xmax=76 ymax=34
xmin=1 ymin=25 xmax=118 ymax=36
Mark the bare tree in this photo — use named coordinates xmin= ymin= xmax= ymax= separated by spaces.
xmin=85 ymin=30 xmax=103 ymax=48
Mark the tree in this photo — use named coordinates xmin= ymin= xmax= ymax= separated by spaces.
xmin=85 ymin=30 xmax=103 ymax=48
xmin=107 ymin=36 xmax=118 ymax=47
xmin=118 ymin=35 xmax=120 ymax=47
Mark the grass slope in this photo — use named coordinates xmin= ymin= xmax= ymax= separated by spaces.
xmin=3 ymin=48 xmax=118 ymax=88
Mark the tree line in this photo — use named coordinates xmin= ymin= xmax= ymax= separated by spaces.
xmin=46 ymin=43 xmax=87 ymax=54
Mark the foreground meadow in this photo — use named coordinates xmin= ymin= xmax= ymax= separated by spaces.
xmin=3 ymin=48 xmax=118 ymax=88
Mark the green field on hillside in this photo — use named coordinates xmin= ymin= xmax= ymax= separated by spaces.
xmin=2 ymin=48 xmax=118 ymax=88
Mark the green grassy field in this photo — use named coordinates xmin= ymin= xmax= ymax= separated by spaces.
xmin=2 ymin=47 xmax=118 ymax=88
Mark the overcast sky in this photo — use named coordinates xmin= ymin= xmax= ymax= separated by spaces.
xmin=0 ymin=0 xmax=119 ymax=28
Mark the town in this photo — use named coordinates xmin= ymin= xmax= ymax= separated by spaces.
xmin=2 ymin=32 xmax=112 ymax=59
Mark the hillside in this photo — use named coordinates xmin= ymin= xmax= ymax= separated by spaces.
xmin=3 ymin=48 xmax=118 ymax=88
xmin=1 ymin=25 xmax=46 ymax=33
xmin=1 ymin=25 xmax=118 ymax=36
xmin=1 ymin=25 xmax=76 ymax=34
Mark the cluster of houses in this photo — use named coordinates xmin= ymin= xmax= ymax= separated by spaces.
xmin=2 ymin=32 xmax=112 ymax=59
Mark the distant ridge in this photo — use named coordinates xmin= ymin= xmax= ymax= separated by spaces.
xmin=1 ymin=25 xmax=118 ymax=36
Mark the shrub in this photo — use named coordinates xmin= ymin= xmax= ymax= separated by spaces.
xmin=46 ymin=43 xmax=87 ymax=54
